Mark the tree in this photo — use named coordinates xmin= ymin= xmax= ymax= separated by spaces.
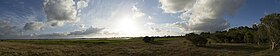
xmin=252 ymin=24 xmax=269 ymax=46
xmin=260 ymin=13 xmax=280 ymax=50
xmin=244 ymin=32 xmax=254 ymax=43
xmin=185 ymin=33 xmax=208 ymax=47
xmin=143 ymin=36 xmax=155 ymax=43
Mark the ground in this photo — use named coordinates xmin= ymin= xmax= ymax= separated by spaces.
xmin=0 ymin=38 xmax=278 ymax=56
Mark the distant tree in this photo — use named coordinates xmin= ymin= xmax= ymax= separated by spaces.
xmin=200 ymin=32 xmax=211 ymax=38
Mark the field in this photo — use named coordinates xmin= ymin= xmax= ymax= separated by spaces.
xmin=0 ymin=38 xmax=278 ymax=56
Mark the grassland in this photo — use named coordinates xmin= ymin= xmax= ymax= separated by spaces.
xmin=0 ymin=38 xmax=278 ymax=56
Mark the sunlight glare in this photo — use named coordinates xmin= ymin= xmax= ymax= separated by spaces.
xmin=116 ymin=16 xmax=140 ymax=36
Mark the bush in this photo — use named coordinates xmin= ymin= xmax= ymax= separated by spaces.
xmin=185 ymin=33 xmax=208 ymax=47
xmin=143 ymin=36 xmax=155 ymax=43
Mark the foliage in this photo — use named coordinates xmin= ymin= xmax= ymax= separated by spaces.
xmin=185 ymin=33 xmax=208 ymax=46
xmin=259 ymin=13 xmax=280 ymax=50
xmin=142 ymin=36 xmax=155 ymax=43
xmin=183 ymin=13 xmax=280 ymax=50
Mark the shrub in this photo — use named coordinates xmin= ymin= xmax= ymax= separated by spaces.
xmin=185 ymin=33 xmax=208 ymax=47
xmin=143 ymin=36 xmax=155 ymax=43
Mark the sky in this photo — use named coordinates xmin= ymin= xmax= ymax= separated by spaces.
xmin=0 ymin=0 xmax=279 ymax=39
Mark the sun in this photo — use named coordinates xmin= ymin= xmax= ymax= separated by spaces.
xmin=116 ymin=16 xmax=140 ymax=36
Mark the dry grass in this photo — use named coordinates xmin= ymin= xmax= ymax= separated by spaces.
xmin=0 ymin=38 xmax=277 ymax=56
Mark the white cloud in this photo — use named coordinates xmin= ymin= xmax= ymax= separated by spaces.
xmin=150 ymin=27 xmax=162 ymax=32
xmin=79 ymin=24 xmax=86 ymax=28
xmin=146 ymin=22 xmax=155 ymax=26
xmin=77 ymin=0 xmax=89 ymax=10
xmin=159 ymin=0 xmax=195 ymax=13
xmin=160 ymin=0 xmax=244 ymax=32
xmin=43 ymin=0 xmax=89 ymax=26
xmin=144 ymin=23 xmax=187 ymax=36
xmin=172 ymin=21 xmax=188 ymax=31
xmin=148 ymin=16 xmax=153 ymax=20
xmin=49 ymin=21 xmax=64 ymax=27
xmin=132 ymin=6 xmax=145 ymax=18
xmin=23 ymin=22 xmax=43 ymax=31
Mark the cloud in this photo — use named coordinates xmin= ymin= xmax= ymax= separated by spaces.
xmin=79 ymin=24 xmax=86 ymax=28
xmin=23 ymin=22 xmax=43 ymax=31
xmin=69 ymin=26 xmax=105 ymax=35
xmin=77 ymin=0 xmax=89 ymax=10
xmin=43 ymin=0 xmax=89 ymax=26
xmin=0 ymin=21 xmax=17 ymax=35
xmin=49 ymin=21 xmax=64 ymax=26
xmin=132 ymin=6 xmax=145 ymax=18
xmin=159 ymin=0 xmax=195 ymax=13
xmin=38 ymin=32 xmax=69 ymax=37
xmin=144 ymin=23 xmax=187 ymax=36
xmin=172 ymin=21 xmax=188 ymax=31
xmin=150 ymin=27 xmax=162 ymax=32
xmin=160 ymin=0 xmax=244 ymax=32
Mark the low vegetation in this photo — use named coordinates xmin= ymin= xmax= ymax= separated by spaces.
xmin=0 ymin=37 xmax=278 ymax=56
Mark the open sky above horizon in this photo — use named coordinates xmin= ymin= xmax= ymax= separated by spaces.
xmin=0 ymin=0 xmax=279 ymax=38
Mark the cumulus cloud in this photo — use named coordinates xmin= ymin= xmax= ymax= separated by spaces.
xmin=43 ymin=0 xmax=89 ymax=26
xmin=23 ymin=22 xmax=43 ymax=31
xmin=160 ymin=0 xmax=244 ymax=32
xmin=69 ymin=27 xmax=105 ymax=35
xmin=0 ymin=21 xmax=17 ymax=35
xmin=160 ymin=0 xmax=195 ymax=13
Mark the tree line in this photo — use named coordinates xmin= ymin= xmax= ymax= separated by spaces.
xmin=185 ymin=13 xmax=280 ymax=50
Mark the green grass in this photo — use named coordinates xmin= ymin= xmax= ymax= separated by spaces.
xmin=0 ymin=38 xmax=278 ymax=56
